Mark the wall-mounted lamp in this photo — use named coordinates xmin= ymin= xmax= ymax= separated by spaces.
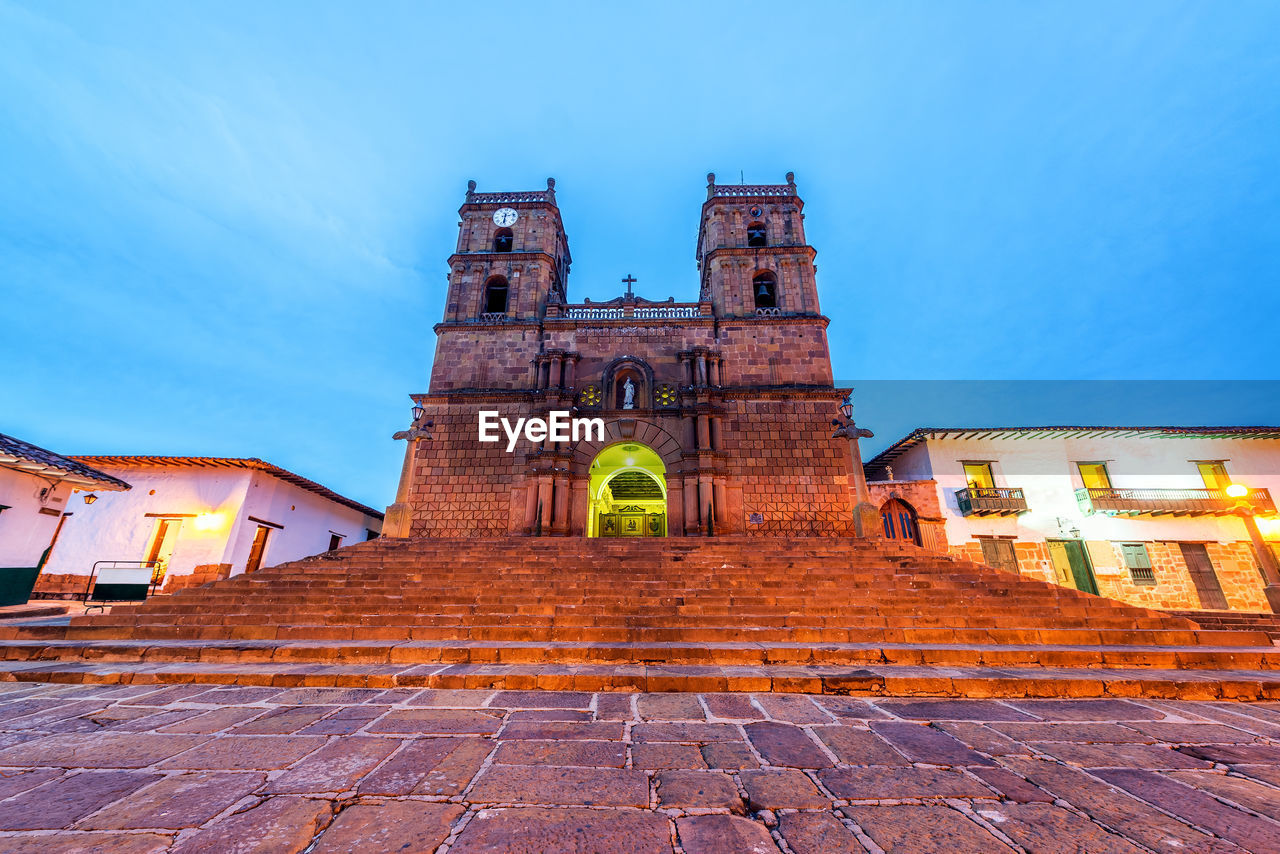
xmin=83 ymin=494 xmax=99 ymax=505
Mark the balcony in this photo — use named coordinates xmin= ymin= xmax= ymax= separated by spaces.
xmin=955 ymin=487 xmax=1029 ymax=517
xmin=1076 ymin=486 xmax=1276 ymax=517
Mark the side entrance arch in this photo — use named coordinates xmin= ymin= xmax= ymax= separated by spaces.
xmin=588 ymin=443 xmax=667 ymax=537
xmin=880 ymin=498 xmax=921 ymax=545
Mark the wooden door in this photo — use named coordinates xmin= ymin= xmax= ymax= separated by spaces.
xmin=1061 ymin=541 xmax=1098 ymax=595
xmin=880 ymin=499 xmax=920 ymax=545
xmin=1179 ymin=543 xmax=1228 ymax=609
xmin=245 ymin=525 xmax=271 ymax=574
xmin=1047 ymin=541 xmax=1075 ymax=588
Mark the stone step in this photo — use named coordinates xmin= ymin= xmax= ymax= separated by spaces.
xmin=5 ymin=637 xmax=1277 ymax=670
xmin=1 ymin=658 xmax=1275 ymax=701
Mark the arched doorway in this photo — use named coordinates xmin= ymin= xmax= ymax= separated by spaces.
xmin=880 ymin=498 xmax=920 ymax=545
xmin=588 ymin=443 xmax=667 ymax=537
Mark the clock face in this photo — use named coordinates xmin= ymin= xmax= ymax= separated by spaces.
xmin=493 ymin=208 xmax=518 ymax=227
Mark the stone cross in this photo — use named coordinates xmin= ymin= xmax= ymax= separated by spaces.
xmin=622 ymin=274 xmax=637 ymax=299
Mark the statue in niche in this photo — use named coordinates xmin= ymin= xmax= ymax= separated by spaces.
xmin=622 ymin=378 xmax=636 ymax=409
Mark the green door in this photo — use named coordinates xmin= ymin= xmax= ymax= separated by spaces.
xmin=1062 ymin=541 xmax=1098 ymax=595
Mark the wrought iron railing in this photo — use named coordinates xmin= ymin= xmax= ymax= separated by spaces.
xmin=1076 ymin=486 xmax=1275 ymax=516
xmin=955 ymin=487 xmax=1029 ymax=516
xmin=477 ymin=312 xmax=509 ymax=322
xmin=755 ymin=307 xmax=782 ymax=317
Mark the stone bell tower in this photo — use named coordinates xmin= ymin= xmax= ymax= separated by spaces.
xmin=695 ymin=172 xmax=822 ymax=319
xmin=440 ymin=178 xmax=572 ymax=324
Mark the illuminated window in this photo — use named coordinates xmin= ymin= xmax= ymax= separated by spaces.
xmin=962 ymin=462 xmax=995 ymax=490
xmin=1195 ymin=461 xmax=1230 ymax=490
xmin=1077 ymin=462 xmax=1112 ymax=490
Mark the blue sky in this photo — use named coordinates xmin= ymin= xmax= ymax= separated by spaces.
xmin=2 ymin=1 xmax=1278 ymax=507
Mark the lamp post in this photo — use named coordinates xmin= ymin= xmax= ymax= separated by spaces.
xmin=385 ymin=401 xmax=433 ymax=538
xmin=1225 ymin=484 xmax=1280 ymax=613
xmin=832 ymin=394 xmax=880 ymax=538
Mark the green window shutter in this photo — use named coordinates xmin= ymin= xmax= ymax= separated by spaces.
xmin=1121 ymin=543 xmax=1155 ymax=586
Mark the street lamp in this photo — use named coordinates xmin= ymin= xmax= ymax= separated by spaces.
xmin=1225 ymin=483 xmax=1280 ymax=613
xmin=832 ymin=394 xmax=879 ymax=538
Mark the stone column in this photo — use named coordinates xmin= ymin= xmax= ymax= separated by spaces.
xmin=528 ymin=360 xmax=540 ymax=388
xmin=698 ymin=477 xmax=714 ymax=535
xmin=666 ymin=478 xmax=684 ymax=536
xmin=683 ymin=475 xmax=699 ymax=535
xmin=709 ymin=416 xmax=723 ymax=452
xmin=552 ymin=472 xmax=570 ymax=535
xmin=523 ymin=475 xmax=539 ymax=535
xmin=709 ymin=358 xmax=722 ymax=387
xmin=696 ymin=415 xmax=711 ymax=451
xmin=537 ymin=477 xmax=554 ymax=534
xmin=550 ymin=353 xmax=564 ymax=390
xmin=382 ymin=436 xmax=420 ymax=538
xmin=695 ymin=353 xmax=708 ymax=387
xmin=564 ymin=355 xmax=578 ymax=391
xmin=712 ymin=477 xmax=728 ymax=535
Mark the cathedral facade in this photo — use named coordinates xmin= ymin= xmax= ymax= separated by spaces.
xmin=384 ymin=174 xmax=861 ymax=538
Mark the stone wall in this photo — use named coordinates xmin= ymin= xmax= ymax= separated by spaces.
xmin=947 ymin=536 xmax=1269 ymax=612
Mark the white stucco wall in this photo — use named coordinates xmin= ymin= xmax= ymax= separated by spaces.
xmin=907 ymin=434 xmax=1280 ymax=548
xmin=0 ymin=468 xmax=74 ymax=567
xmin=225 ymin=471 xmax=382 ymax=572
xmin=41 ymin=465 xmax=383 ymax=580
xmin=41 ymin=467 xmax=253 ymax=579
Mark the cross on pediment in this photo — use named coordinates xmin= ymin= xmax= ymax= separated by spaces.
xmin=621 ymin=274 xmax=637 ymax=299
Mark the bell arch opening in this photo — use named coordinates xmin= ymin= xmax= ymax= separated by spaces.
xmin=588 ymin=443 xmax=667 ymax=537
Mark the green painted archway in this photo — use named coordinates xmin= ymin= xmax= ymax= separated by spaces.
xmin=587 ymin=443 xmax=667 ymax=537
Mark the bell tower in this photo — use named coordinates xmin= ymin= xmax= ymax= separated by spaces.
xmin=695 ymin=172 xmax=821 ymax=319
xmin=441 ymin=178 xmax=572 ymax=323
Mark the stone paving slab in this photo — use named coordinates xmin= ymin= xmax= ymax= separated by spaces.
xmin=1 ymin=683 xmax=1280 ymax=851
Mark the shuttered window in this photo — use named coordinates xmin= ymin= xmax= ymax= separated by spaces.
xmin=1121 ymin=543 xmax=1156 ymax=586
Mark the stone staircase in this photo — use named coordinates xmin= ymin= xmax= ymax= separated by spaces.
xmin=1166 ymin=608 xmax=1280 ymax=642
xmin=2 ymin=537 xmax=1278 ymax=699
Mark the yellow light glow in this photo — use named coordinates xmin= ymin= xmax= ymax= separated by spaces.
xmin=1224 ymin=483 xmax=1249 ymax=498
xmin=192 ymin=512 xmax=226 ymax=531
xmin=624 ymin=457 xmax=635 ymax=466
xmin=1257 ymin=516 xmax=1280 ymax=538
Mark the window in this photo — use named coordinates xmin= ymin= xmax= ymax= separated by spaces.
xmin=746 ymin=222 xmax=767 ymax=247
xmin=328 ymin=533 xmax=343 ymax=551
xmin=1120 ymin=543 xmax=1156 ymax=586
xmin=1077 ymin=462 xmax=1112 ymax=490
xmin=979 ymin=537 xmax=1019 ymax=574
xmin=752 ymin=272 xmax=777 ymax=309
xmin=483 ymin=277 xmax=508 ymax=314
xmin=245 ymin=525 xmax=271 ymax=574
xmin=1195 ymin=461 xmax=1231 ymax=490
xmin=962 ymin=462 xmax=995 ymax=491
xmin=366 ymin=528 xmax=380 ymax=541
xmin=493 ymin=227 xmax=513 ymax=253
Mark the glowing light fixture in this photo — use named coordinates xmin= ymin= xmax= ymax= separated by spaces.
xmin=193 ymin=512 xmax=226 ymax=531
xmin=838 ymin=396 xmax=854 ymax=421
xmin=411 ymin=402 xmax=425 ymax=424
xmin=625 ymin=457 xmax=635 ymax=466
xmin=83 ymin=493 xmax=98 ymax=505
xmin=1225 ymin=483 xmax=1249 ymax=498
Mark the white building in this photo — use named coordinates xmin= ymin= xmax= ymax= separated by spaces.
xmin=0 ymin=433 xmax=131 ymax=605
xmin=865 ymin=426 xmax=1280 ymax=614
xmin=35 ymin=456 xmax=383 ymax=597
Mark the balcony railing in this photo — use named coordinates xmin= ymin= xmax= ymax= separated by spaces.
xmin=563 ymin=304 xmax=701 ymax=320
xmin=955 ymin=487 xmax=1029 ymax=517
xmin=1076 ymin=486 xmax=1276 ymax=517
